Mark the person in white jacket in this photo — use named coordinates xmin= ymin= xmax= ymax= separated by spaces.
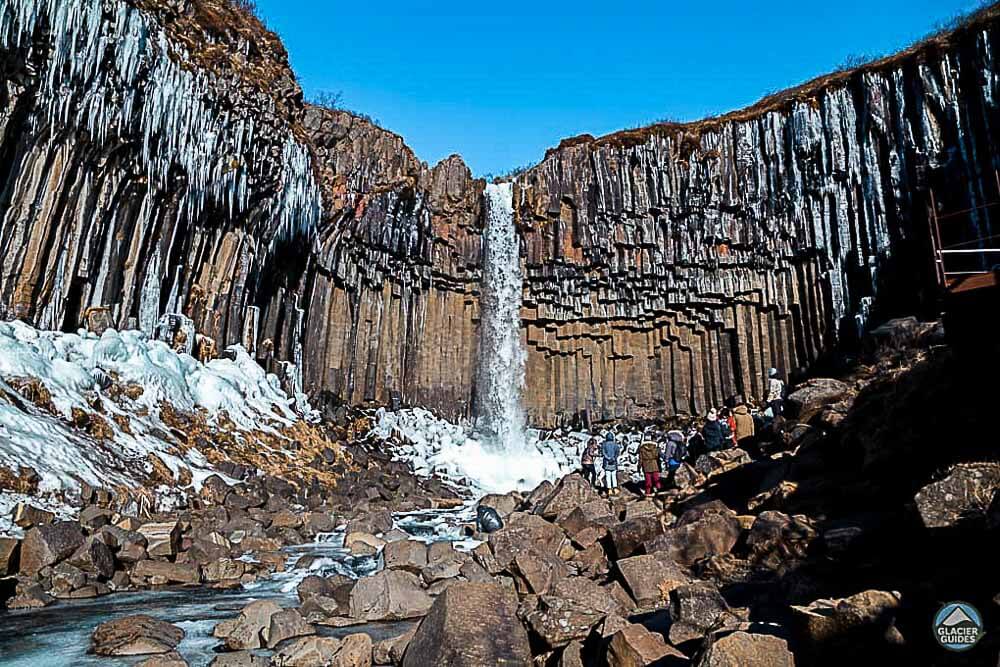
xmin=767 ymin=368 xmax=785 ymax=417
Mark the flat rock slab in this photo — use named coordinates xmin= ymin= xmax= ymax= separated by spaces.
xmin=91 ymin=614 xmax=184 ymax=656
xmin=403 ymin=582 xmax=531 ymax=667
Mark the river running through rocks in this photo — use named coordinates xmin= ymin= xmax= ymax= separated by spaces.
xmin=0 ymin=507 xmax=475 ymax=666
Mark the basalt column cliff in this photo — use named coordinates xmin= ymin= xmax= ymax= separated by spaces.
xmin=1 ymin=0 xmax=998 ymax=427
xmin=511 ymin=20 xmax=1000 ymax=425
xmin=0 ymin=0 xmax=322 ymax=387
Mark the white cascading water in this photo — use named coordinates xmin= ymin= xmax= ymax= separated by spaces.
xmin=475 ymin=183 xmax=528 ymax=451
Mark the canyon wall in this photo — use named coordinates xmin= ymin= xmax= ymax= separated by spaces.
xmin=1 ymin=0 xmax=998 ymax=427
xmin=0 ymin=0 xmax=321 ymax=388
xmin=297 ymin=107 xmax=484 ymax=414
xmin=512 ymin=20 xmax=1000 ymax=423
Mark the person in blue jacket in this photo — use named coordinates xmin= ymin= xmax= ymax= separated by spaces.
xmin=601 ymin=431 xmax=622 ymax=496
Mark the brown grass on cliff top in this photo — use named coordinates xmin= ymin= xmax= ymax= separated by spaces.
xmin=548 ymin=1 xmax=1000 ymax=157
xmin=134 ymin=0 xmax=295 ymax=96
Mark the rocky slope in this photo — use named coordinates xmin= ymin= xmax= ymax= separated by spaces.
xmin=1 ymin=0 xmax=999 ymax=429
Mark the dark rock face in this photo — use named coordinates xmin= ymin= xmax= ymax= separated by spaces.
xmin=512 ymin=26 xmax=1000 ymax=423
xmin=402 ymin=582 xmax=532 ymax=667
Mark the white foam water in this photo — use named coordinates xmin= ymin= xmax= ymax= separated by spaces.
xmin=475 ymin=183 xmax=527 ymax=452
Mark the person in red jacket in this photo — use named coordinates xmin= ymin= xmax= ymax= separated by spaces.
xmin=726 ymin=408 xmax=738 ymax=447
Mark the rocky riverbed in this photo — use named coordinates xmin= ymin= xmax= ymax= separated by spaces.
xmin=2 ymin=317 xmax=997 ymax=666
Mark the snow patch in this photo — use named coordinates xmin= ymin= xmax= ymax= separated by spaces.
xmin=374 ymin=408 xmax=628 ymax=495
xmin=0 ymin=321 xmax=311 ymax=517
xmin=0 ymin=491 xmax=76 ymax=539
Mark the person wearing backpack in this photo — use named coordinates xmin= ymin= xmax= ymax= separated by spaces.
xmin=663 ymin=429 xmax=686 ymax=486
xmin=601 ymin=432 xmax=622 ymax=495
xmin=638 ymin=431 xmax=662 ymax=496
xmin=703 ymin=409 xmax=727 ymax=451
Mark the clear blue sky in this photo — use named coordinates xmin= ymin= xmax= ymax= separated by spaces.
xmin=255 ymin=0 xmax=985 ymax=176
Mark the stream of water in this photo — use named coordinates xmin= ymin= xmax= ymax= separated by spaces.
xmin=0 ymin=508 xmax=474 ymax=666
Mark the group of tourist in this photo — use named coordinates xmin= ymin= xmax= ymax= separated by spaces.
xmin=580 ymin=368 xmax=787 ymax=497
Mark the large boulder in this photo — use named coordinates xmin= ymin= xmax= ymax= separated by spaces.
xmin=138 ymin=521 xmax=181 ymax=558
xmin=78 ymin=505 xmax=113 ymax=531
xmin=488 ymin=513 xmax=567 ymax=570
xmin=0 ymin=537 xmax=21 ymax=576
xmin=533 ymin=474 xmax=603 ymax=521
xmin=91 ymin=615 xmax=184 ymax=656
xmin=273 ymin=634 xmax=374 ymax=667
xmin=214 ymin=600 xmax=287 ymax=650
xmin=607 ymin=515 xmax=665 ymax=560
xmin=6 ymin=579 xmax=54 ymax=609
xmin=511 ymin=548 xmax=569 ymax=594
xmin=696 ymin=631 xmax=795 ymax=666
xmin=348 ymin=570 xmax=433 ymax=621
xmin=667 ymin=583 xmax=741 ymax=645
xmin=646 ymin=503 xmax=741 ymax=567
xmin=134 ymin=651 xmax=187 ymax=667
xmin=790 ymin=589 xmax=901 ymax=654
xmin=383 ymin=540 xmax=428 ymax=574
xmin=203 ymin=558 xmax=247 ymax=583
xmin=208 ymin=653 xmax=268 ymax=667
xmin=13 ymin=503 xmax=54 ymax=529
xmin=133 ymin=560 xmax=201 ymax=585
xmin=265 ymin=609 xmax=316 ymax=649
xmin=68 ymin=536 xmax=115 ymax=579
xmin=746 ymin=511 xmax=817 ymax=568
xmin=617 ymin=554 xmax=690 ymax=609
xmin=478 ymin=493 xmax=520 ymax=518
xmin=373 ymin=628 xmax=416 ymax=665
xmin=344 ymin=532 xmax=386 ymax=557
xmin=346 ymin=510 xmax=394 ymax=536
xmin=200 ymin=474 xmax=231 ymax=505
xmin=786 ymin=378 xmax=852 ymax=423
xmin=525 ymin=576 xmax=624 ymax=649
xmin=402 ymin=582 xmax=531 ymax=666
xmin=914 ymin=463 xmax=1000 ymax=528
xmin=270 ymin=636 xmax=342 ymax=666
xmin=19 ymin=521 xmax=85 ymax=575
xmin=330 ymin=633 xmax=372 ymax=667
xmin=606 ymin=624 xmax=684 ymax=666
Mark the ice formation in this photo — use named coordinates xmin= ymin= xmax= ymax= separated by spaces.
xmin=0 ymin=0 xmax=323 ymax=330
xmin=375 ymin=408 xmax=643 ymax=496
xmin=474 ymin=183 xmax=528 ymax=451
xmin=0 ymin=321 xmax=311 ymax=507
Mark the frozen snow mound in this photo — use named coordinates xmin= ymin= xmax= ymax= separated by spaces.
xmin=0 ymin=321 xmax=313 ymax=506
xmin=374 ymin=408 xmax=647 ymax=496
xmin=374 ymin=408 xmax=643 ymax=496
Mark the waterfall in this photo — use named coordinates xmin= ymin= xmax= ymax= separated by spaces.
xmin=475 ymin=183 xmax=527 ymax=451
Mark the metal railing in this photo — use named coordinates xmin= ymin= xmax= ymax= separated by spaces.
xmin=928 ymin=175 xmax=1000 ymax=290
